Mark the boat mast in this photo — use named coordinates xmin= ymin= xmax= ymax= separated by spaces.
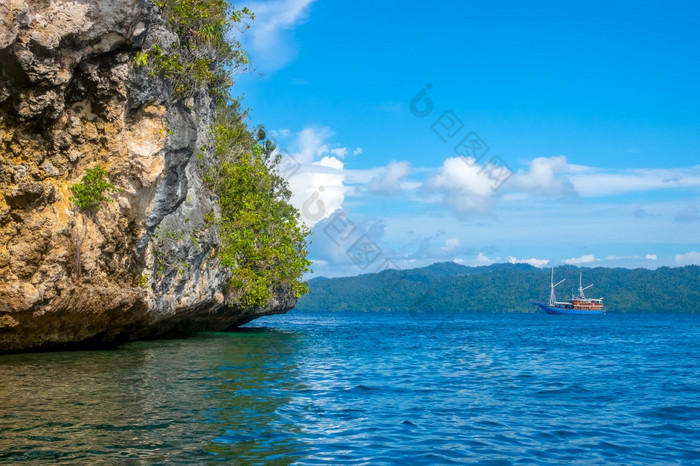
xmin=579 ymin=272 xmax=582 ymax=298
xmin=578 ymin=271 xmax=593 ymax=299
xmin=549 ymin=268 xmax=565 ymax=306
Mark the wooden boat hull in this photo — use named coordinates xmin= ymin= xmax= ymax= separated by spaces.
xmin=529 ymin=301 xmax=604 ymax=315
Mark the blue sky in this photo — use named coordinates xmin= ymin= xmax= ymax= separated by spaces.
xmin=235 ymin=0 xmax=700 ymax=277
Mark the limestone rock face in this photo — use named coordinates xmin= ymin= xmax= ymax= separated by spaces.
xmin=0 ymin=0 xmax=295 ymax=352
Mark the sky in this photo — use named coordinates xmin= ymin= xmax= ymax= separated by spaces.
xmin=233 ymin=0 xmax=700 ymax=277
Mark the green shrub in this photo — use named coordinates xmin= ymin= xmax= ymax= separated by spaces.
xmin=69 ymin=165 xmax=117 ymax=278
xmin=70 ymin=166 xmax=116 ymax=212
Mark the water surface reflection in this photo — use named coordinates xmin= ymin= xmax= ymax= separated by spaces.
xmin=0 ymin=328 xmax=306 ymax=463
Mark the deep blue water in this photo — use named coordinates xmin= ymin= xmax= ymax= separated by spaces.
xmin=1 ymin=312 xmax=699 ymax=464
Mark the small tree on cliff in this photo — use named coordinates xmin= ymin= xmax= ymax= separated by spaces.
xmin=69 ymin=166 xmax=116 ymax=277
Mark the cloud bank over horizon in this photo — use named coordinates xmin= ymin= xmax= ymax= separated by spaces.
xmin=268 ymin=126 xmax=700 ymax=277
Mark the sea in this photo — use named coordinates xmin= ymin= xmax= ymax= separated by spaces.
xmin=1 ymin=312 xmax=699 ymax=464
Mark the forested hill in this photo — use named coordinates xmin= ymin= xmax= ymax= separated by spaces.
xmin=296 ymin=262 xmax=700 ymax=313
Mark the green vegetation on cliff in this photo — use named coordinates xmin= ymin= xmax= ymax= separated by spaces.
xmin=69 ymin=166 xmax=118 ymax=277
xmin=69 ymin=166 xmax=116 ymax=212
xmin=140 ymin=0 xmax=311 ymax=307
xmin=138 ymin=0 xmax=253 ymax=99
xmin=210 ymin=101 xmax=311 ymax=308
xmin=297 ymin=262 xmax=700 ymax=313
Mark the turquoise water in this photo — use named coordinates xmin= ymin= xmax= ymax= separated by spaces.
xmin=1 ymin=312 xmax=699 ymax=464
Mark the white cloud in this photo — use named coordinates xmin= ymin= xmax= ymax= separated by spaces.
xmin=476 ymin=252 xmax=496 ymax=265
xmin=510 ymin=156 xmax=577 ymax=198
xmin=289 ymin=156 xmax=345 ymax=227
xmin=317 ymin=156 xmax=343 ymax=169
xmin=368 ymin=160 xmax=412 ymax=196
xmin=245 ymin=0 xmax=316 ymax=71
xmin=442 ymin=238 xmax=462 ymax=251
xmin=428 ymin=157 xmax=494 ymax=195
xmin=316 ymin=144 xmax=349 ymax=159
xmin=353 ymin=147 xmax=363 ymax=156
xmin=278 ymin=127 xmax=414 ymax=227
xmin=453 ymin=254 xmax=493 ymax=267
xmin=674 ymin=251 xmax=700 ymax=266
xmin=604 ymin=255 xmax=638 ymax=261
xmin=507 ymin=256 xmax=550 ymax=268
xmin=342 ymin=166 xmax=385 ymax=186
xmin=330 ymin=147 xmax=348 ymax=158
xmin=282 ymin=127 xmax=346 ymax=226
xmin=316 ymin=144 xmax=329 ymax=156
xmin=593 ymin=254 xmax=664 ymax=268
xmin=568 ymin=166 xmax=700 ymax=198
xmin=596 ymin=254 xmax=664 ymax=269
xmin=294 ymin=126 xmax=332 ymax=164
xmin=508 ymin=159 xmax=700 ymax=200
xmin=563 ymin=254 xmax=597 ymax=265
xmin=270 ymin=128 xmax=291 ymax=139
xmin=425 ymin=157 xmax=495 ymax=218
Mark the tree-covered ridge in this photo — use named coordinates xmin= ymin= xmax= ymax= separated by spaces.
xmin=297 ymin=263 xmax=700 ymax=313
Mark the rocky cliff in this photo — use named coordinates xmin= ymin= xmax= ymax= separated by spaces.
xmin=0 ymin=0 xmax=295 ymax=352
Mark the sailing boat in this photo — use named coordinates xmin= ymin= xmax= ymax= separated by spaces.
xmin=529 ymin=268 xmax=604 ymax=315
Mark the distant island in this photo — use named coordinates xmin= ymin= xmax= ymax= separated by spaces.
xmin=296 ymin=262 xmax=700 ymax=313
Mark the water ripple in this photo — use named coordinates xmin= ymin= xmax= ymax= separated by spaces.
xmin=1 ymin=313 xmax=700 ymax=463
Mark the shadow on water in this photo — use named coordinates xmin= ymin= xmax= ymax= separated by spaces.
xmin=0 ymin=329 xmax=308 ymax=463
